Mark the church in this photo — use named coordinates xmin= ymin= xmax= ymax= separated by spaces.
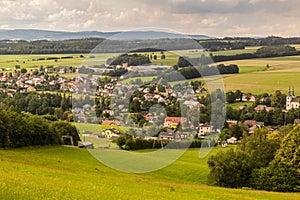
xmin=286 ymin=87 xmax=300 ymax=110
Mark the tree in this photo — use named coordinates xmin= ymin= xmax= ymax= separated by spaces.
xmin=271 ymin=90 xmax=286 ymax=108
xmin=250 ymin=126 xmax=300 ymax=192
xmin=239 ymin=128 xmax=281 ymax=168
xmin=234 ymin=90 xmax=242 ymax=102
xmin=129 ymin=100 xmax=141 ymax=113
xmin=177 ymin=56 xmax=192 ymax=68
xmin=208 ymin=149 xmax=253 ymax=188
xmin=20 ymin=68 xmax=27 ymax=74
xmin=226 ymin=91 xmax=236 ymax=103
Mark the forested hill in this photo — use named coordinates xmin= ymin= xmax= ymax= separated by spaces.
xmin=0 ymin=38 xmax=202 ymax=54
xmin=1 ymin=35 xmax=300 ymax=54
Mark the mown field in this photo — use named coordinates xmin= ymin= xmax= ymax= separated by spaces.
xmin=217 ymin=55 xmax=300 ymax=94
xmin=1 ymin=146 xmax=299 ymax=200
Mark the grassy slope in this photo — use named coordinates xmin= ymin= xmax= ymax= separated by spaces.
xmin=0 ymin=146 xmax=299 ymax=200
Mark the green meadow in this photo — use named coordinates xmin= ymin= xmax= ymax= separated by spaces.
xmin=1 ymin=146 xmax=299 ymax=200
xmin=218 ymin=55 xmax=300 ymax=94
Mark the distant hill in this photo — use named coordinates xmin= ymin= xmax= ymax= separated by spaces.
xmin=0 ymin=29 xmax=212 ymax=41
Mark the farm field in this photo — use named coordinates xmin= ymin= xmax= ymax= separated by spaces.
xmin=216 ymin=55 xmax=300 ymax=94
xmin=0 ymin=53 xmax=116 ymax=72
xmin=1 ymin=48 xmax=300 ymax=95
xmin=0 ymin=46 xmax=264 ymax=72
xmin=1 ymin=146 xmax=299 ymax=200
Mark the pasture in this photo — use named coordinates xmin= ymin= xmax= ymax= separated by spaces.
xmin=217 ymin=55 xmax=300 ymax=94
xmin=1 ymin=146 xmax=299 ymax=199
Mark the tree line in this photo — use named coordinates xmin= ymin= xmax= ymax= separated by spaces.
xmin=0 ymin=105 xmax=80 ymax=148
xmin=212 ymin=45 xmax=299 ymax=63
xmin=0 ymin=92 xmax=72 ymax=120
xmin=199 ymin=36 xmax=300 ymax=51
xmin=1 ymin=36 xmax=300 ymax=54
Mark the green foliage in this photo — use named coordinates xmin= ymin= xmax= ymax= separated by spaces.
xmin=208 ymin=128 xmax=282 ymax=189
xmin=239 ymin=128 xmax=281 ymax=168
xmin=107 ymin=53 xmax=150 ymax=66
xmin=208 ymin=149 xmax=253 ymax=188
xmin=256 ymin=45 xmax=298 ymax=58
xmin=226 ymin=91 xmax=236 ymax=103
xmin=251 ymin=165 xmax=300 ymax=192
xmin=0 ymin=106 xmax=79 ymax=148
xmin=0 ymin=92 xmax=71 ymax=119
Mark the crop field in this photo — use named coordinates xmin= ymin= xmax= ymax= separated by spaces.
xmin=1 ymin=146 xmax=299 ymax=200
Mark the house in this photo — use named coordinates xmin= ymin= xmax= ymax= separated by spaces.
xmin=144 ymin=93 xmax=155 ymax=100
xmin=242 ymin=93 xmax=256 ymax=102
xmin=254 ymin=105 xmax=275 ymax=112
xmin=103 ymin=109 xmax=114 ymax=116
xmin=286 ymin=87 xmax=300 ymax=110
xmin=27 ymin=86 xmax=36 ymax=92
xmin=78 ymin=141 xmax=94 ymax=149
xmin=101 ymin=128 xmax=124 ymax=139
xmin=294 ymin=119 xmax=300 ymax=125
xmin=101 ymin=119 xmax=120 ymax=126
xmin=58 ymin=66 xmax=73 ymax=74
xmin=164 ymin=117 xmax=187 ymax=129
xmin=158 ymin=132 xmax=175 ymax=141
xmin=226 ymin=120 xmax=238 ymax=128
xmin=198 ymin=123 xmax=213 ymax=137
xmin=244 ymin=120 xmax=264 ymax=128
xmin=227 ymin=137 xmax=237 ymax=144
xmin=244 ymin=120 xmax=264 ymax=133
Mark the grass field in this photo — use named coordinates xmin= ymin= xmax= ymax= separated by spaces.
xmin=227 ymin=101 xmax=254 ymax=109
xmin=206 ymin=55 xmax=300 ymax=94
xmin=0 ymin=53 xmax=117 ymax=73
xmin=1 ymin=146 xmax=299 ymax=200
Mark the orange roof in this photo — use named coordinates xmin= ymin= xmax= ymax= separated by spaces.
xmin=165 ymin=117 xmax=186 ymax=124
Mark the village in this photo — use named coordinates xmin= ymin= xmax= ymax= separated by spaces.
xmin=1 ymin=63 xmax=300 ymax=150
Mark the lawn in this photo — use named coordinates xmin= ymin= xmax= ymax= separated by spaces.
xmin=227 ymin=101 xmax=254 ymax=110
xmin=0 ymin=146 xmax=299 ymax=200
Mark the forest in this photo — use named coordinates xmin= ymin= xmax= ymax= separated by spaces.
xmin=1 ymin=36 xmax=300 ymax=54
xmin=0 ymin=105 xmax=79 ymax=148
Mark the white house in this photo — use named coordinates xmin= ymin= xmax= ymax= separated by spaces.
xmin=227 ymin=137 xmax=237 ymax=144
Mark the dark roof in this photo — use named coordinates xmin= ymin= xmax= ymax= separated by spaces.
xmin=291 ymin=97 xmax=299 ymax=102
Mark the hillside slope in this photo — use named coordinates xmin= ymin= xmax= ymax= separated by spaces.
xmin=0 ymin=146 xmax=299 ymax=200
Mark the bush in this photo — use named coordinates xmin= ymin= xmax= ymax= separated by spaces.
xmin=251 ymin=165 xmax=300 ymax=192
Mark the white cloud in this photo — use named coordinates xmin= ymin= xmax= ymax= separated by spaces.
xmin=0 ymin=0 xmax=298 ymax=37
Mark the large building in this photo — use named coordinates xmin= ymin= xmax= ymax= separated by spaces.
xmin=286 ymin=87 xmax=300 ymax=110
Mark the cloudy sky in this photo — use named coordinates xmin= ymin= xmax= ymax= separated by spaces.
xmin=0 ymin=0 xmax=299 ymax=37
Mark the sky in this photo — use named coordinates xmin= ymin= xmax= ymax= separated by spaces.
xmin=0 ymin=0 xmax=299 ymax=37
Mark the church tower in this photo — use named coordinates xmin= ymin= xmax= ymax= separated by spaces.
xmin=286 ymin=87 xmax=292 ymax=110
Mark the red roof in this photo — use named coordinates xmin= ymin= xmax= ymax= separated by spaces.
xmin=165 ymin=117 xmax=186 ymax=124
